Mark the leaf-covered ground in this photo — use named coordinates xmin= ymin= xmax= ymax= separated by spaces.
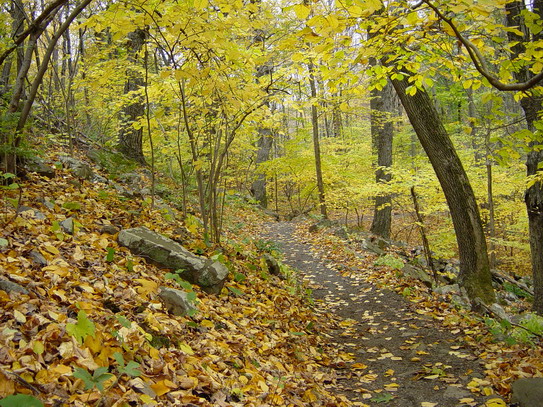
xmin=0 ymin=154 xmax=541 ymax=406
xmin=259 ymin=220 xmax=542 ymax=406
xmin=0 ymin=158 xmax=352 ymax=406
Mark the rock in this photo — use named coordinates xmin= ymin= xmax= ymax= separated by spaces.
xmin=100 ymin=225 xmax=120 ymax=235
xmin=158 ymin=287 xmax=195 ymax=316
xmin=118 ymin=172 xmax=143 ymax=189
xmin=41 ymin=199 xmax=55 ymax=210
xmin=29 ymin=250 xmax=47 ymax=266
xmin=332 ymin=226 xmax=348 ymax=240
xmin=92 ymin=174 xmax=109 ymax=184
xmin=308 ymin=219 xmax=336 ymax=233
xmin=60 ymin=218 xmax=75 ymax=234
xmin=511 ymin=378 xmax=543 ymax=407
xmin=433 ymin=284 xmax=460 ymax=296
xmin=24 ymin=159 xmax=55 ymax=178
xmin=443 ymin=385 xmax=471 ymax=400
xmin=118 ymin=226 xmax=228 ymax=294
xmin=489 ymin=303 xmax=511 ymax=322
xmin=114 ymin=184 xmax=137 ymax=198
xmin=402 ymin=264 xmax=434 ymax=288
xmin=59 ymin=156 xmax=94 ymax=180
xmin=263 ymin=253 xmax=283 ymax=278
xmin=0 ymin=279 xmax=29 ymax=295
xmin=360 ymin=239 xmax=385 ymax=255
xmin=17 ymin=206 xmax=46 ymax=220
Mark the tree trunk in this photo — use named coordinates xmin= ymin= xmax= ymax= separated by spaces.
xmin=308 ymin=62 xmax=327 ymax=218
xmin=389 ymin=73 xmax=495 ymax=305
xmin=370 ymin=79 xmax=394 ymax=239
xmin=118 ymin=29 xmax=147 ymax=165
xmin=251 ymin=127 xmax=273 ymax=207
xmin=505 ymin=0 xmax=543 ymax=314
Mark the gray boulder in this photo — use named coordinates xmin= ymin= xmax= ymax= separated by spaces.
xmin=24 ymin=159 xmax=55 ymax=178
xmin=59 ymin=156 xmax=94 ymax=180
xmin=0 ymin=279 xmax=29 ymax=295
xmin=118 ymin=227 xmax=228 ymax=294
xmin=263 ymin=253 xmax=283 ymax=279
xmin=29 ymin=250 xmax=47 ymax=266
xmin=158 ymin=287 xmax=195 ymax=316
xmin=511 ymin=378 xmax=543 ymax=407
xmin=433 ymin=284 xmax=460 ymax=296
xmin=402 ymin=264 xmax=434 ymax=288
xmin=60 ymin=217 xmax=75 ymax=234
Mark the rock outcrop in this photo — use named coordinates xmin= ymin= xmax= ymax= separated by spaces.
xmin=118 ymin=227 xmax=228 ymax=294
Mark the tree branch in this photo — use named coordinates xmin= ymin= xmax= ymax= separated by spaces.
xmin=422 ymin=0 xmax=543 ymax=91
xmin=0 ymin=0 xmax=69 ymax=66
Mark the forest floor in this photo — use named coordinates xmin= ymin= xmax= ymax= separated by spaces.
xmin=0 ymin=152 xmax=540 ymax=406
xmin=259 ymin=220 xmax=508 ymax=407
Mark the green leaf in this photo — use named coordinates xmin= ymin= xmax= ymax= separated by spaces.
xmin=106 ymin=247 xmax=115 ymax=262
xmin=120 ymin=361 xmax=141 ymax=377
xmin=62 ymin=201 xmax=81 ymax=211
xmin=227 ymin=286 xmax=244 ymax=296
xmin=0 ymin=238 xmax=8 ymax=248
xmin=233 ymin=272 xmax=246 ymax=282
xmin=371 ymin=392 xmax=394 ymax=403
xmin=73 ymin=367 xmax=113 ymax=392
xmin=1 ymin=172 xmax=16 ymax=180
xmin=116 ymin=315 xmax=132 ymax=328
xmin=114 ymin=352 xmax=141 ymax=377
xmin=66 ymin=310 xmax=95 ymax=344
xmin=113 ymin=351 xmax=125 ymax=366
xmin=0 ymin=394 xmax=44 ymax=407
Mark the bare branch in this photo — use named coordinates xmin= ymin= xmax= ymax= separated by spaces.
xmin=423 ymin=0 xmax=543 ymax=91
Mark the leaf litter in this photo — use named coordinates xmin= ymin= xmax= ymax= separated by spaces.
xmin=0 ymin=164 xmax=352 ymax=406
xmin=259 ymin=220 xmax=539 ymax=406
xmin=0 ymin=156 xmax=541 ymax=406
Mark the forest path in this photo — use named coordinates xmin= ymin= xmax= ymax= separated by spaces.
xmin=259 ymin=221 xmax=502 ymax=407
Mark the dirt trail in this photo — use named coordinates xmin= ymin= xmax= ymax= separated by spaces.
xmin=260 ymin=221 xmax=502 ymax=407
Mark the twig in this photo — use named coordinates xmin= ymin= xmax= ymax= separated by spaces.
xmin=0 ymin=367 xmax=42 ymax=394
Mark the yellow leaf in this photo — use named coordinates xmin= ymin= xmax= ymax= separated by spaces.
xmin=200 ymin=320 xmax=214 ymax=328
xmin=421 ymin=403 xmax=438 ymax=407
xmin=51 ymin=364 xmax=73 ymax=375
xmin=44 ymin=244 xmax=59 ymax=255
xmin=151 ymin=380 xmax=175 ymax=396
xmin=303 ymin=388 xmax=318 ymax=402
xmin=179 ymin=343 xmax=194 ymax=355
xmin=483 ymin=387 xmax=494 ymax=396
xmin=149 ymin=347 xmax=160 ymax=359
xmin=293 ymin=4 xmax=311 ymax=19
xmin=32 ymin=341 xmax=44 ymax=355
xmin=193 ymin=0 xmax=208 ymax=9
xmin=135 ymin=279 xmax=158 ymax=298
xmin=73 ymin=246 xmax=85 ymax=261
xmin=485 ymin=398 xmax=506 ymax=407
xmin=351 ymin=363 xmax=368 ymax=370
xmin=139 ymin=394 xmax=157 ymax=405
xmin=13 ymin=309 xmax=26 ymax=323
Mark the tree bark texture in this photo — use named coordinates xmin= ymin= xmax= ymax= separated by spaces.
xmin=506 ymin=0 xmax=543 ymax=314
xmin=390 ymin=74 xmax=495 ymax=305
xmin=251 ymin=127 xmax=273 ymax=207
xmin=118 ymin=29 xmax=147 ymax=165
xmin=370 ymin=80 xmax=394 ymax=239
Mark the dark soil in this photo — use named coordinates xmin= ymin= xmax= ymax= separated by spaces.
xmin=260 ymin=221 xmax=504 ymax=407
